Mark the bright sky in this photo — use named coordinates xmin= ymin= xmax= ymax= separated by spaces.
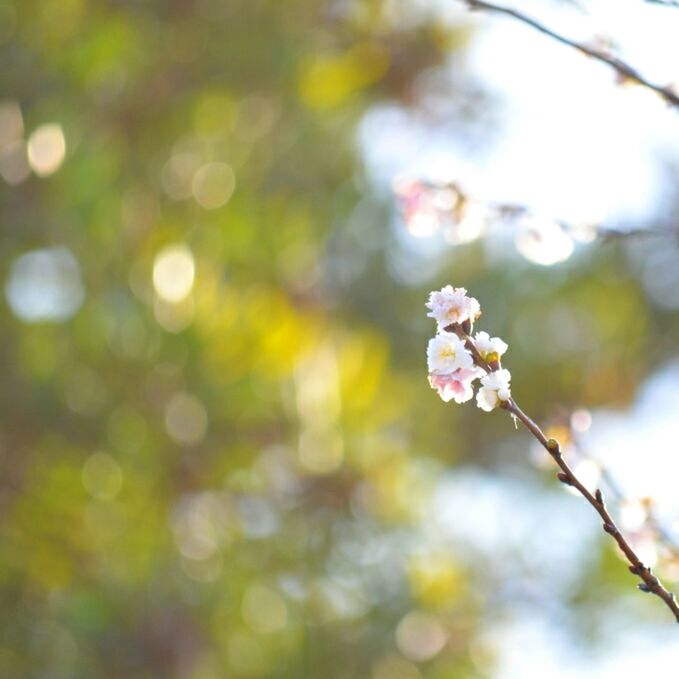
xmin=362 ymin=0 xmax=679 ymax=224
xmin=360 ymin=0 xmax=679 ymax=673
xmin=464 ymin=0 xmax=679 ymax=224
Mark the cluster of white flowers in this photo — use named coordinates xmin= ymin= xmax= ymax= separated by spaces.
xmin=426 ymin=286 xmax=511 ymax=411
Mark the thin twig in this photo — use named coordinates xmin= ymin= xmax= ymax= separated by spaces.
xmin=451 ymin=324 xmax=679 ymax=623
xmin=408 ymin=180 xmax=679 ymax=242
xmin=505 ymin=399 xmax=679 ymax=621
xmin=464 ymin=0 xmax=679 ymax=109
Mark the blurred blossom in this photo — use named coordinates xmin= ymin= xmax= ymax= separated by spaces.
xmin=0 ymin=139 xmax=30 ymax=185
xmin=444 ymin=200 xmax=488 ymax=245
xmin=242 ymin=584 xmax=288 ymax=634
xmin=6 ymin=247 xmax=84 ymax=322
xmin=152 ymin=244 xmax=195 ymax=303
xmin=404 ymin=209 xmax=439 ymax=238
xmin=394 ymin=177 xmax=488 ymax=244
xmin=571 ymin=409 xmax=592 ymax=433
xmin=570 ymin=221 xmax=599 ymax=243
xmin=0 ymin=100 xmax=23 ymax=148
xmin=191 ymin=161 xmax=235 ymax=209
xmin=619 ymin=500 xmax=648 ymax=532
xmin=81 ymin=452 xmax=123 ymax=501
xmin=27 ymin=123 xmax=66 ymax=176
xmin=430 ymin=186 xmax=458 ymax=212
xmin=396 ymin=610 xmax=447 ymax=662
xmin=514 ymin=215 xmax=575 ymax=266
xmin=394 ymin=177 xmax=453 ymax=238
xmin=164 ymin=392 xmax=208 ymax=446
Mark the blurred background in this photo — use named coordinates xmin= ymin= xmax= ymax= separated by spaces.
xmin=2 ymin=0 xmax=679 ymax=676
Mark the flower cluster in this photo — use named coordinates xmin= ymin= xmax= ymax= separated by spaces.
xmin=425 ymin=286 xmax=511 ymax=411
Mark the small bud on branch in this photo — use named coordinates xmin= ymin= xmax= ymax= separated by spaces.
xmin=546 ymin=438 xmax=561 ymax=455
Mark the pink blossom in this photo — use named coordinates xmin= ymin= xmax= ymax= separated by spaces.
xmin=428 ymin=367 xmax=483 ymax=403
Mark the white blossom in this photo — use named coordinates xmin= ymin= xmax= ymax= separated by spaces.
xmin=426 ymin=286 xmax=480 ymax=330
xmin=476 ymin=369 xmax=511 ymax=412
xmin=474 ymin=331 xmax=508 ymax=361
xmin=427 ymin=332 xmax=474 ymax=374
xmin=429 ymin=367 xmax=484 ymax=403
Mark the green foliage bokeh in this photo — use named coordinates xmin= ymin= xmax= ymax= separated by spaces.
xmin=1 ymin=1 xmax=677 ymax=677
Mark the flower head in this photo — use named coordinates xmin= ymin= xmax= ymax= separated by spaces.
xmin=474 ymin=331 xmax=508 ymax=361
xmin=427 ymin=332 xmax=474 ymax=374
xmin=476 ymin=369 xmax=512 ymax=412
xmin=426 ymin=286 xmax=480 ymax=330
xmin=429 ymin=367 xmax=484 ymax=403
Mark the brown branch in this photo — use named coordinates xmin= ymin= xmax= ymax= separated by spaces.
xmin=504 ymin=399 xmax=679 ymax=621
xmin=464 ymin=0 xmax=679 ymax=109
xmin=451 ymin=324 xmax=679 ymax=623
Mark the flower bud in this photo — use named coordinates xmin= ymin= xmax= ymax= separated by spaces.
xmin=546 ymin=438 xmax=560 ymax=454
